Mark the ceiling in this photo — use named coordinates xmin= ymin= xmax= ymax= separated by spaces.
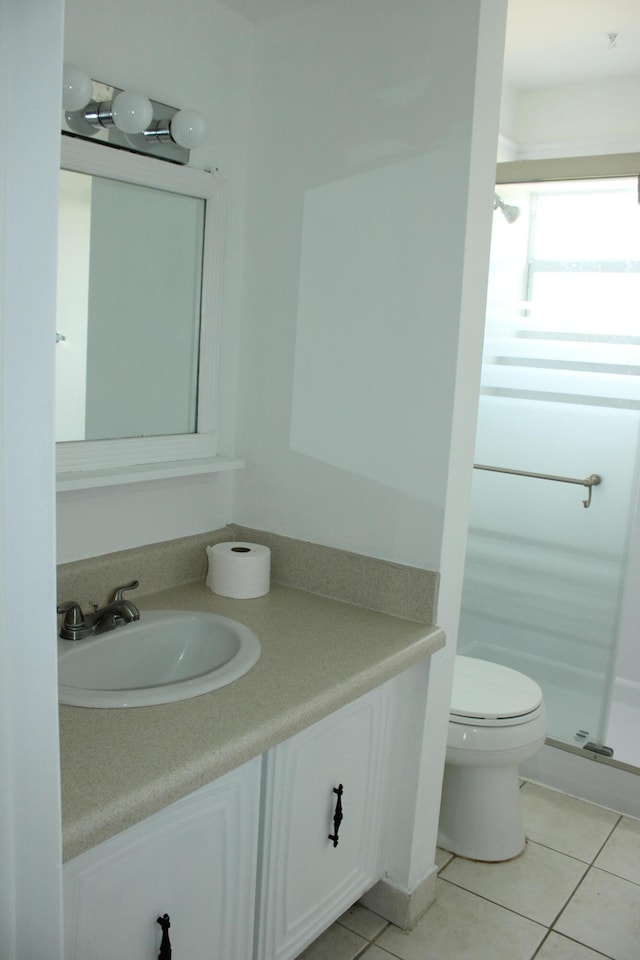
xmin=503 ymin=0 xmax=640 ymax=90
xmin=216 ymin=0 xmax=640 ymax=91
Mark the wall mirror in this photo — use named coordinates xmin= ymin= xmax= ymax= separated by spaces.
xmin=56 ymin=136 xmax=231 ymax=490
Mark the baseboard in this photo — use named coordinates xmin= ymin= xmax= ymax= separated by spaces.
xmin=360 ymin=866 xmax=438 ymax=930
xmin=521 ymin=742 xmax=640 ymax=819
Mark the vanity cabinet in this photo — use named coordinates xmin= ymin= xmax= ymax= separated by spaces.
xmin=255 ymin=684 xmax=391 ymax=960
xmin=63 ymin=682 xmax=394 ymax=960
xmin=63 ymin=757 xmax=261 ymax=960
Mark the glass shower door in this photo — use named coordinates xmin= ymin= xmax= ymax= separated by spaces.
xmin=459 ymin=175 xmax=640 ymax=750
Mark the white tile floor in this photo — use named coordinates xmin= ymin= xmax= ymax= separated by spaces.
xmin=296 ymin=780 xmax=640 ymax=960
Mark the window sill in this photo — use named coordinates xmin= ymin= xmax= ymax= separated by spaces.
xmin=56 ymin=457 xmax=245 ymax=492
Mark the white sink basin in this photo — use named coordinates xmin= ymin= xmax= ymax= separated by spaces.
xmin=58 ymin=610 xmax=261 ymax=708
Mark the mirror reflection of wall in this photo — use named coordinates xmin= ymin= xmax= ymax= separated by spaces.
xmin=56 ymin=170 xmax=204 ymax=443
xmin=57 ymin=171 xmax=91 ymax=441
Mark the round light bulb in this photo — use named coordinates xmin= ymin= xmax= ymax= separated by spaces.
xmin=170 ymin=109 xmax=207 ymax=149
xmin=62 ymin=64 xmax=93 ymax=112
xmin=110 ymin=91 xmax=153 ymax=134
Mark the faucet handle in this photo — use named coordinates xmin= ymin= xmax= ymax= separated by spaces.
xmin=107 ymin=580 xmax=140 ymax=603
xmin=57 ymin=600 xmax=85 ymax=624
xmin=57 ymin=601 xmax=87 ymax=640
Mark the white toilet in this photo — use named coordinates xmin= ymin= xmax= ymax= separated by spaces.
xmin=438 ymin=655 xmax=547 ymax=862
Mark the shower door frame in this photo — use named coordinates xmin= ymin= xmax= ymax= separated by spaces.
xmin=479 ymin=150 xmax=640 ymax=759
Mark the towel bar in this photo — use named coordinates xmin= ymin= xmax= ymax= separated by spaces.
xmin=473 ymin=464 xmax=601 ymax=509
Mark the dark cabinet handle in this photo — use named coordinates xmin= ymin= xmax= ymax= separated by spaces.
xmin=157 ymin=914 xmax=172 ymax=959
xmin=328 ymin=784 xmax=344 ymax=848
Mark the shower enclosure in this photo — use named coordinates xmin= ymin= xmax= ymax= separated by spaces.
xmin=458 ymin=166 xmax=640 ymax=769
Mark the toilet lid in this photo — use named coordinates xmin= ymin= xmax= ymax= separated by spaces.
xmin=450 ymin=656 xmax=543 ymax=721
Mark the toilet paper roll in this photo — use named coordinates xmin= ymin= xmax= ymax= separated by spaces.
xmin=206 ymin=542 xmax=271 ymax=599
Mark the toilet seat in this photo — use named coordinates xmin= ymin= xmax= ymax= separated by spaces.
xmin=450 ymin=656 xmax=543 ymax=727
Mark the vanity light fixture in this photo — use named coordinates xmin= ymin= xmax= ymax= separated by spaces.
xmin=143 ymin=109 xmax=208 ymax=150
xmin=61 ymin=63 xmax=208 ymax=164
xmin=85 ymin=90 xmax=154 ymax=136
xmin=62 ymin=63 xmax=93 ymax=112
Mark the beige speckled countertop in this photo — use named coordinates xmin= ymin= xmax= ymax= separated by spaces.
xmin=59 ymin=580 xmax=444 ymax=861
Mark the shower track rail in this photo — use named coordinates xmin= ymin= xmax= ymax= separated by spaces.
xmin=473 ymin=464 xmax=602 ymax=509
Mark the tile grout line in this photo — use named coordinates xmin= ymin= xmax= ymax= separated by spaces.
xmin=545 ymin=930 xmax=617 ymax=960
xmin=521 ymin=835 xmax=604 ymax=866
xmin=585 ymin=861 xmax=640 ymax=888
xmin=514 ymin=808 xmax=629 ymax=938
xmin=437 ymin=876 xmax=550 ymax=930
xmin=334 ymin=911 xmax=393 ymax=959
xmin=541 ymin=814 xmax=627 ymax=936
xmin=529 ymin=928 xmax=554 ymax=959
xmin=365 ymin=921 xmax=398 ymax=957
xmin=359 ymin=935 xmax=404 ymax=960
xmin=590 ymin=813 xmax=623 ymax=863
xmin=546 ymin=862 xmax=594 ymax=933
xmin=357 ymin=913 xmax=399 ymax=959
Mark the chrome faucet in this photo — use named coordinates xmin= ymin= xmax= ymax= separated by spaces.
xmin=57 ymin=580 xmax=140 ymax=641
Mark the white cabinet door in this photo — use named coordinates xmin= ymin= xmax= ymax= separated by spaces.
xmin=256 ymin=685 xmax=390 ymax=960
xmin=63 ymin=757 xmax=261 ymax=960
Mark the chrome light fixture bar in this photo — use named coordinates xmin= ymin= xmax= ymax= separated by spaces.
xmin=62 ymin=64 xmax=207 ymax=165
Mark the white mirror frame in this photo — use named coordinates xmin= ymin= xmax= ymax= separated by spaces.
xmin=57 ymin=136 xmax=241 ymax=491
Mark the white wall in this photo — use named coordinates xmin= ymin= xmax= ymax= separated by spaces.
xmin=417 ymin=0 xmax=508 ymax=885
xmin=501 ymin=75 xmax=640 ymax=160
xmin=498 ymin=82 xmax=517 ymax=140
xmin=235 ymin=0 xmax=503 ymax=572
xmin=235 ymin=0 xmax=507 ymax=892
xmin=0 ymin=1 xmax=64 ymax=955
xmin=58 ymin=0 xmax=509 ymax=574
xmin=58 ymin=0 xmax=254 ymax=562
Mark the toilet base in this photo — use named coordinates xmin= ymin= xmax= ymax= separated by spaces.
xmin=438 ymin=762 xmax=525 ymax=862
